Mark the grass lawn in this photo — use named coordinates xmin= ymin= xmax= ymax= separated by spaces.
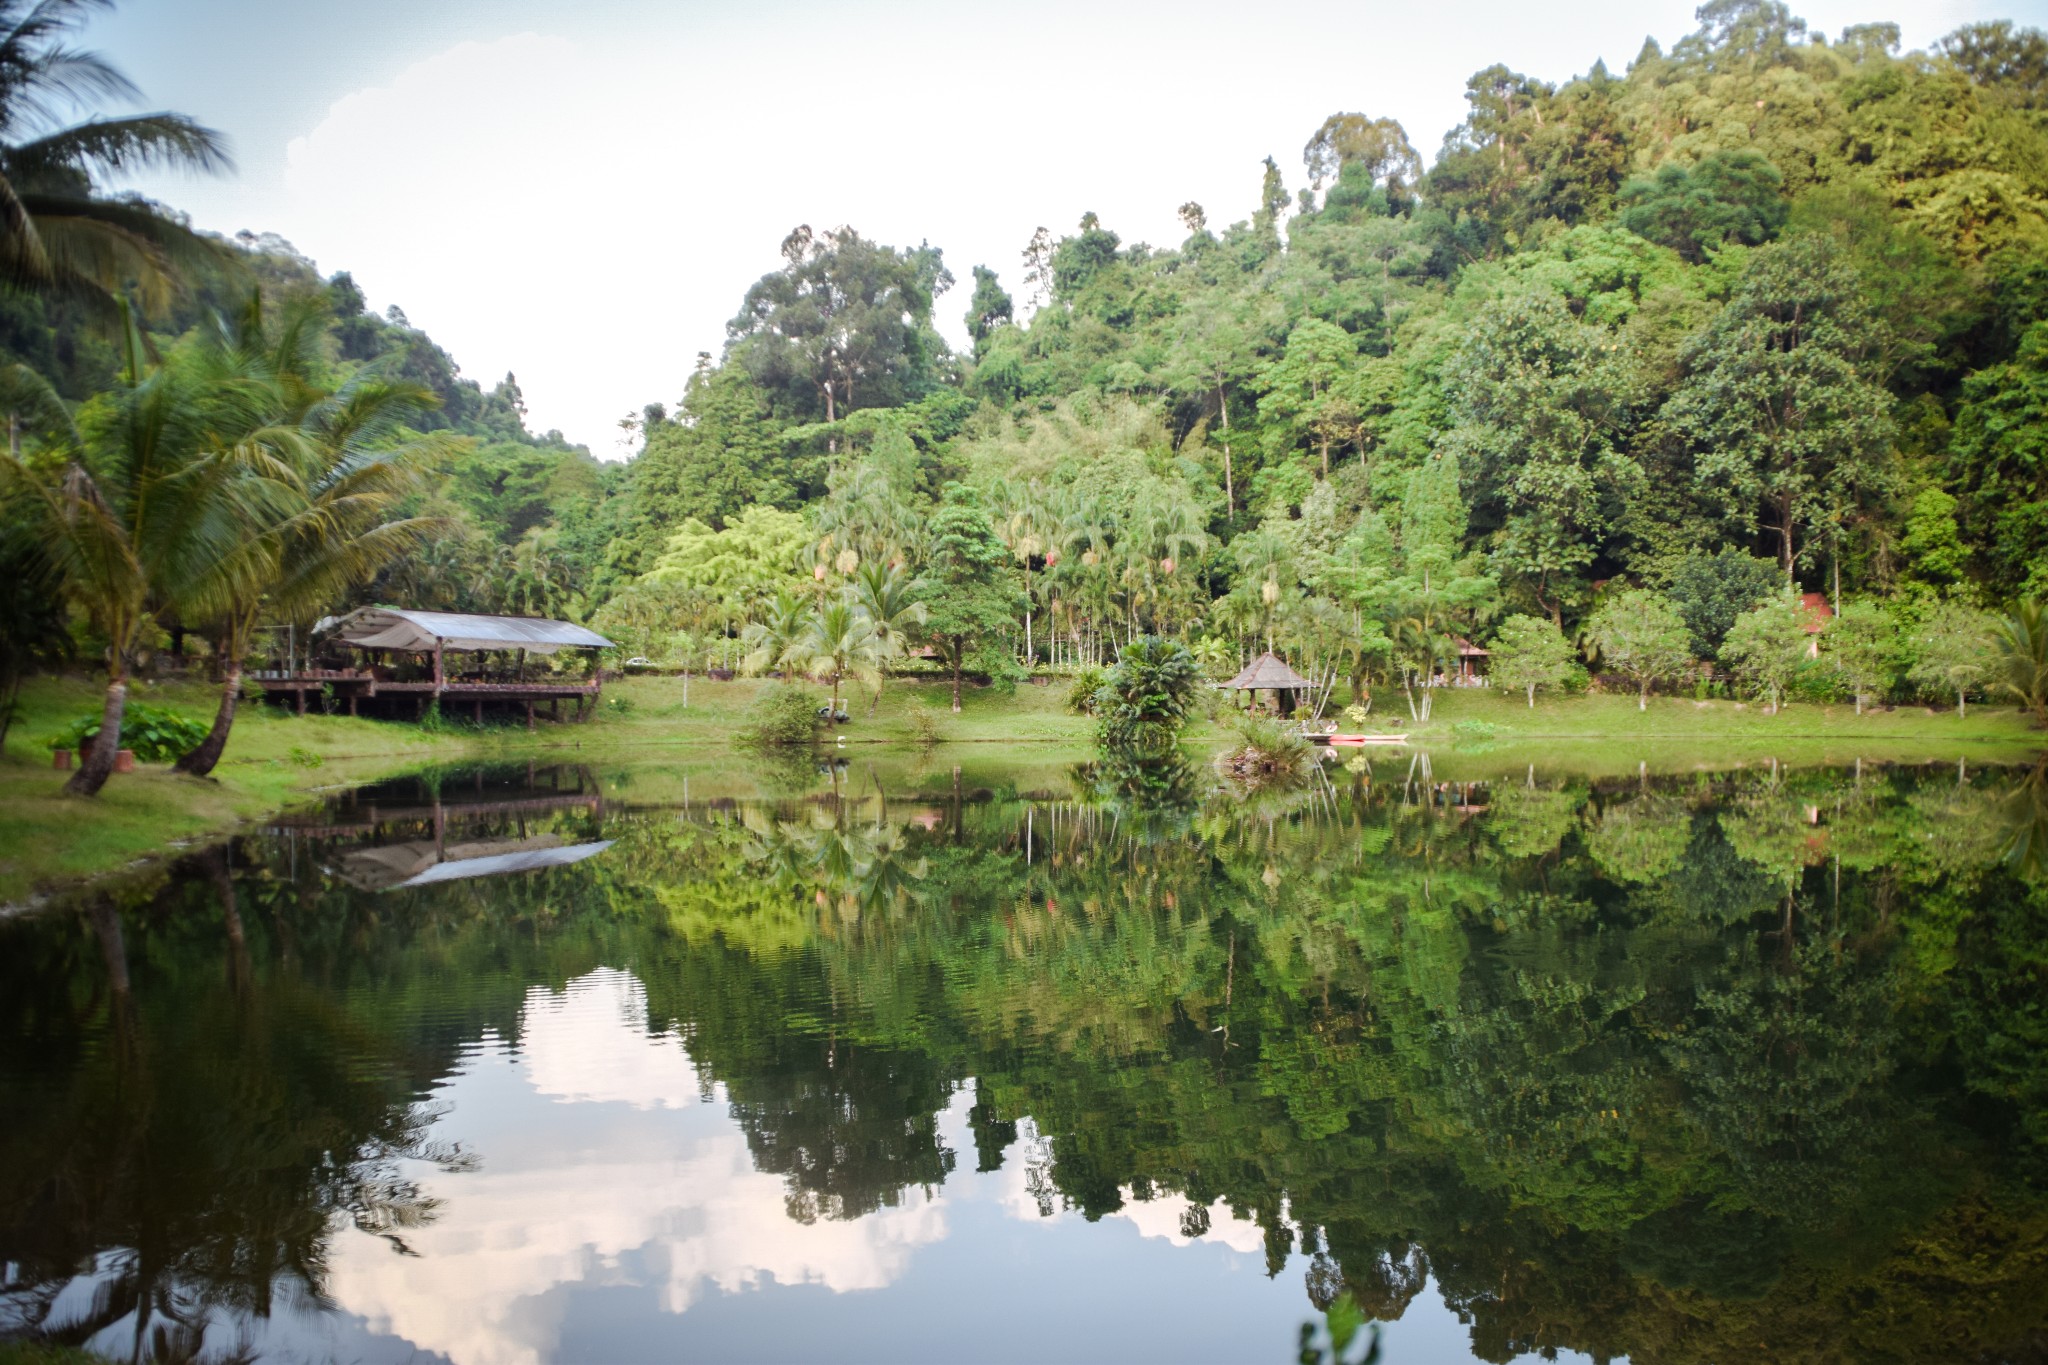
xmin=0 ymin=675 xmax=473 ymax=909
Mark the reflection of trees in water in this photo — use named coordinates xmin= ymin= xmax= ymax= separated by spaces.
xmin=0 ymin=861 xmax=467 ymax=1362
xmin=5 ymin=760 xmax=2048 ymax=1363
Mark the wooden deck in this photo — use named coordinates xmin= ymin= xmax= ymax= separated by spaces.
xmin=250 ymin=671 xmax=600 ymax=725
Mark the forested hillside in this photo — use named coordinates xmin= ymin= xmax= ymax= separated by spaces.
xmin=8 ymin=0 xmax=2048 ymax=748
xmin=587 ymin=2 xmax=2048 ymax=693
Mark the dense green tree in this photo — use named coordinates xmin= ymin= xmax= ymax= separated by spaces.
xmin=917 ymin=485 xmax=1018 ymax=712
xmin=1586 ymin=588 xmax=1693 ymax=709
xmin=1488 ymin=614 xmax=1577 ymax=706
xmin=730 ymin=225 xmax=952 ymax=424
xmin=1825 ymin=600 xmax=1899 ymax=713
xmin=1618 ymin=150 xmax=1788 ymax=263
xmin=1664 ymin=235 xmax=1895 ymax=584
xmin=1721 ymin=592 xmax=1813 ymax=712
xmin=1667 ymin=547 xmax=1783 ymax=657
xmin=1906 ymin=600 xmax=1994 ymax=717
xmin=1948 ymin=321 xmax=2048 ymax=595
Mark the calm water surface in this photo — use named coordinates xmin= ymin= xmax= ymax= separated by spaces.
xmin=5 ymin=752 xmax=2048 ymax=1364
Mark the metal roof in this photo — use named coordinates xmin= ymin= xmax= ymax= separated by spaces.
xmin=1222 ymin=651 xmax=1315 ymax=691
xmin=323 ymin=607 xmax=612 ymax=654
xmin=332 ymin=835 xmax=613 ymax=891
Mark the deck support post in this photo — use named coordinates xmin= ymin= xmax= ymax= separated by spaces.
xmin=473 ymin=698 xmax=483 ymax=725
xmin=295 ymin=687 xmax=306 ymax=717
xmin=525 ymin=700 xmax=535 ymax=731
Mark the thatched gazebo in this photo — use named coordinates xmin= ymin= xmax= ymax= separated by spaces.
xmin=1223 ymin=651 xmax=1315 ymax=716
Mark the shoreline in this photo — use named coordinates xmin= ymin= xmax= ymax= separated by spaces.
xmin=3 ymin=672 xmax=2040 ymax=912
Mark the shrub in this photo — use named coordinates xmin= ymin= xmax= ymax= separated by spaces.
xmin=905 ymin=700 xmax=944 ymax=746
xmin=738 ymin=683 xmax=821 ymax=747
xmin=1066 ymin=665 xmax=1111 ymax=716
xmin=47 ymin=704 xmax=208 ymax=763
xmin=1097 ymin=637 xmax=1202 ymax=754
xmin=1217 ymin=714 xmax=1313 ymax=786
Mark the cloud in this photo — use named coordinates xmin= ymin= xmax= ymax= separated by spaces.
xmin=324 ymin=967 xmax=951 ymax=1365
xmin=240 ymin=0 xmax=2011 ymax=454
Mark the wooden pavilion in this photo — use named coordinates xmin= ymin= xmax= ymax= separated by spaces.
xmin=251 ymin=608 xmax=614 ymax=727
xmin=1223 ymin=651 xmax=1315 ymax=716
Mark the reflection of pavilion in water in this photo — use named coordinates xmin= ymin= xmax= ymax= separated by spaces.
xmin=264 ymin=764 xmax=614 ymax=890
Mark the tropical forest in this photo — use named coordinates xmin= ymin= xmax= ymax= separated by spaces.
xmin=3 ymin=0 xmax=2048 ymax=1362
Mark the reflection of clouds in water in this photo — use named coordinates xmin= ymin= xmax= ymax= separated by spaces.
xmin=992 ymin=1118 xmax=1269 ymax=1255
xmin=326 ymin=968 xmax=949 ymax=1365
xmin=1111 ymin=1188 xmax=1268 ymax=1254
xmin=520 ymin=967 xmax=701 ymax=1110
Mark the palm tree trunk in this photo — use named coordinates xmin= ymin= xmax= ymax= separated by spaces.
xmin=174 ymin=659 xmax=242 ymax=777
xmin=950 ymin=638 xmax=963 ymax=713
xmin=66 ymin=668 xmax=129 ymax=796
xmin=1638 ymin=678 xmax=1648 ymax=712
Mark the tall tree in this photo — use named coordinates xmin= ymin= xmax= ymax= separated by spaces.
xmin=1586 ymin=588 xmax=1693 ymax=710
xmin=729 ymin=225 xmax=951 ymax=424
xmin=917 ymin=485 xmax=1017 ymax=712
xmin=1664 ymin=235 xmax=1895 ymax=584
xmin=2 ymin=343 xmax=256 ymax=794
xmin=174 ymin=297 xmax=445 ymax=777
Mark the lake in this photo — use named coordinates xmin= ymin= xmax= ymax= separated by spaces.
xmin=4 ymin=749 xmax=2046 ymax=1364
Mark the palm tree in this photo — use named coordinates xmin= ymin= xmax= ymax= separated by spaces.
xmin=497 ymin=525 xmax=579 ymax=619
xmin=741 ymin=589 xmax=810 ymax=681
xmin=0 ymin=0 xmax=232 ymax=319
xmin=173 ymin=302 xmax=446 ymax=775
xmin=850 ymin=559 xmax=925 ymax=715
xmin=1991 ymin=601 xmax=2048 ymax=726
xmin=1 ymin=350 xmax=256 ymax=794
xmin=802 ymin=596 xmax=879 ymax=717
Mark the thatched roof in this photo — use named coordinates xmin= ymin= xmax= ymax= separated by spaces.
xmin=1223 ymin=651 xmax=1314 ymax=691
xmin=321 ymin=607 xmax=612 ymax=654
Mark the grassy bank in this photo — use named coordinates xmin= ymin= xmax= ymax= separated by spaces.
xmin=0 ymin=675 xmax=474 ymax=908
xmin=4 ymin=668 xmax=2040 ymax=906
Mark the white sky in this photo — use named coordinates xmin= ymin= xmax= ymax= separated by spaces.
xmin=91 ymin=0 xmax=2048 ymax=455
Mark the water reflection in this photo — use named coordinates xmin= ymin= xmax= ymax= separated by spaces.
xmin=3 ymin=756 xmax=2047 ymax=1363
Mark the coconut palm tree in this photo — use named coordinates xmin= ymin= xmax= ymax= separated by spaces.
xmin=0 ymin=0 xmax=232 ymax=319
xmin=1991 ymin=600 xmax=2048 ymax=726
xmin=172 ymin=302 xmax=446 ymax=775
xmin=2 ymin=348 xmax=259 ymax=794
xmin=850 ymin=558 xmax=925 ymax=715
xmin=741 ymin=589 xmax=811 ymax=681
xmin=802 ymin=596 xmax=879 ymax=717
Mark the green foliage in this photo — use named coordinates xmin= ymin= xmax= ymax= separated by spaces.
xmin=1826 ymin=600 xmax=1903 ymax=711
xmin=1066 ymin=665 xmax=1110 ymax=716
xmin=1990 ymin=600 xmax=2048 ymax=723
xmin=1664 ymin=235 xmax=1895 ymax=580
xmin=737 ymin=682 xmax=822 ymax=748
xmin=46 ymin=703 xmax=207 ymax=763
xmin=1585 ymin=589 xmax=1693 ymax=708
xmin=1667 ymin=548 xmax=1783 ymax=657
xmin=1096 ymin=636 xmax=1202 ymax=754
xmin=1906 ymin=599 xmax=1996 ymax=715
xmin=1487 ymin=614 xmax=1577 ymax=706
xmin=1721 ymin=593 xmax=1814 ymax=712
xmin=1618 ymin=150 xmax=1789 ymax=262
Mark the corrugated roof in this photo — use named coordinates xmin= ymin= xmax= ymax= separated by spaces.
xmin=1222 ymin=651 xmax=1314 ymax=691
xmin=323 ymin=607 xmax=612 ymax=653
xmin=333 ymin=835 xmax=613 ymax=891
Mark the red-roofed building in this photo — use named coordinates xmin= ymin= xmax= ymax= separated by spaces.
xmin=1799 ymin=592 xmax=1833 ymax=657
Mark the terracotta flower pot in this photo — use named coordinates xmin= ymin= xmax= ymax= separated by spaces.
xmin=113 ymin=749 xmax=136 ymax=773
xmin=52 ymin=748 xmax=71 ymax=770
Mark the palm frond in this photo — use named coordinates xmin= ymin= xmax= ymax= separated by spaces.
xmin=7 ymin=112 xmax=230 ymax=177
